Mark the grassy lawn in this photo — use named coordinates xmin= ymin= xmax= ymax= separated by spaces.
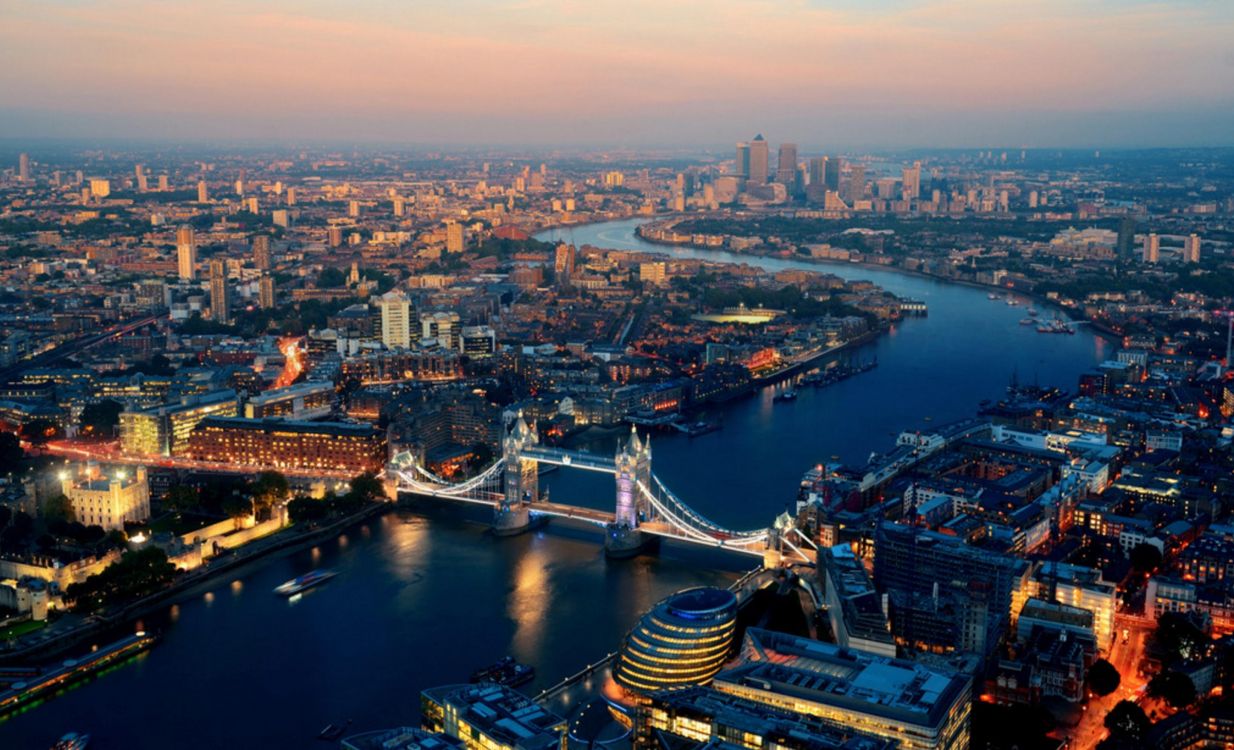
xmin=0 ymin=618 xmax=47 ymax=640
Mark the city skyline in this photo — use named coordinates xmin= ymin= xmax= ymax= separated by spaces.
xmin=2 ymin=0 xmax=1233 ymax=148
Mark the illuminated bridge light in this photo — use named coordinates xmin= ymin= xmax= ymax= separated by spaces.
xmin=614 ymin=587 xmax=738 ymax=697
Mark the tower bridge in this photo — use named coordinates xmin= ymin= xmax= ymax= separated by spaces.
xmin=389 ymin=414 xmax=816 ymax=565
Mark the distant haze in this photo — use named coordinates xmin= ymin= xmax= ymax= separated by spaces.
xmin=2 ymin=0 xmax=1233 ymax=148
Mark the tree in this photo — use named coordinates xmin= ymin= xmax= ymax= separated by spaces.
xmin=1130 ymin=542 xmax=1163 ymax=573
xmin=1148 ymin=670 xmax=1196 ymax=709
xmin=79 ymin=399 xmax=124 ymax=439
xmin=1104 ymin=700 xmax=1150 ymax=742
xmin=163 ymin=485 xmax=200 ymax=515
xmin=250 ymin=471 xmax=290 ymax=511
xmin=222 ymin=495 xmax=253 ymax=521
xmin=0 ymin=432 xmax=23 ymax=471
xmin=1088 ymin=659 xmax=1121 ymax=697
xmin=346 ymin=472 xmax=386 ymax=504
xmin=42 ymin=493 xmax=75 ymax=525
xmin=316 ymin=267 xmax=346 ymax=288
xmin=65 ymin=547 xmax=177 ymax=612
xmin=1154 ymin=611 xmax=1208 ymax=661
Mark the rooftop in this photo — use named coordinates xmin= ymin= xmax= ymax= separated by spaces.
xmin=722 ymin=628 xmax=971 ymax=729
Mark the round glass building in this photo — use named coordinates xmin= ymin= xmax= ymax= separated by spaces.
xmin=614 ymin=587 xmax=738 ymax=695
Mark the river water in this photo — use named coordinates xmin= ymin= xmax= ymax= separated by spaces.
xmin=0 ymin=219 xmax=1112 ymax=749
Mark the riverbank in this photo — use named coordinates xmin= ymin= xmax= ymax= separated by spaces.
xmin=631 ymin=217 xmax=1120 ymax=342
xmin=0 ymin=502 xmax=390 ymax=665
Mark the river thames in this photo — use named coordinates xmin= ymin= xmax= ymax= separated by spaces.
xmin=1 ymin=219 xmax=1112 ymax=748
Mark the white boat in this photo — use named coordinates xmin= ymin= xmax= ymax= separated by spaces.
xmin=273 ymin=569 xmax=337 ymax=596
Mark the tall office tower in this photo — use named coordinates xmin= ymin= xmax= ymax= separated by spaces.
xmin=18 ymin=153 xmax=30 ymax=182
xmin=286 ymin=187 xmax=296 ymax=206
xmin=824 ymin=156 xmax=842 ymax=191
xmin=1184 ymin=233 xmax=1202 ymax=264
xmin=807 ymin=157 xmax=827 ymax=186
xmin=157 ymin=174 xmax=169 ymax=191
xmin=328 ymin=226 xmax=343 ymax=248
xmin=252 ymin=234 xmax=271 ymax=271
xmin=135 ymin=164 xmax=147 ymax=192
xmin=137 ymin=172 xmax=148 ymax=192
xmin=1143 ymin=233 xmax=1160 ymax=263
xmin=735 ymin=142 xmax=751 ymax=179
xmin=209 ymin=258 xmax=231 ymax=325
xmin=847 ymin=165 xmax=866 ymax=204
xmin=393 ymin=196 xmax=405 ymax=217
xmin=1116 ymin=216 xmax=1136 ymax=260
xmin=349 ymin=200 xmax=360 ymax=218
xmin=245 ymin=196 xmax=259 ymax=213
xmin=554 ymin=243 xmax=576 ymax=281
xmin=258 ymin=274 xmax=276 ymax=310
xmin=379 ymin=290 xmax=412 ymax=349
xmin=902 ymin=161 xmax=921 ymax=200
xmin=197 ymin=180 xmax=209 ymax=203
xmin=445 ymin=221 xmax=466 ymax=253
xmin=176 ymin=225 xmax=197 ymax=280
xmin=775 ymin=143 xmax=798 ymax=187
xmin=748 ymin=134 xmax=769 ymax=184
xmin=89 ymin=178 xmax=111 ymax=198
xmin=235 ymin=178 xmax=244 ymax=196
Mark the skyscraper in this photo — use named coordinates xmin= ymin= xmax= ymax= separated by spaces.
xmin=807 ymin=157 xmax=827 ymax=187
xmin=446 ymin=221 xmax=466 ymax=253
xmin=197 ymin=180 xmax=209 ymax=204
xmin=1116 ymin=216 xmax=1136 ymax=260
xmin=554 ymin=243 xmax=576 ymax=282
xmin=847 ymin=165 xmax=866 ymax=204
xmin=1184 ymin=233 xmax=1202 ymax=264
xmin=1143 ymin=233 xmax=1160 ymax=263
xmin=258 ymin=274 xmax=276 ymax=310
xmin=824 ymin=157 xmax=842 ymax=191
xmin=209 ymin=258 xmax=231 ymax=325
xmin=379 ymin=290 xmax=412 ymax=349
xmin=176 ymin=226 xmax=197 ymax=281
xmin=252 ymin=235 xmax=271 ymax=271
xmin=902 ymin=161 xmax=921 ymax=200
xmin=775 ymin=143 xmax=798 ymax=187
xmin=735 ymin=142 xmax=751 ymax=180
xmin=18 ymin=153 xmax=29 ymax=182
xmin=748 ymin=135 xmax=769 ymax=184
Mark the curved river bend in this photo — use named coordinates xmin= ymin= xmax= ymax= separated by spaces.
xmin=0 ymin=219 xmax=1111 ymax=749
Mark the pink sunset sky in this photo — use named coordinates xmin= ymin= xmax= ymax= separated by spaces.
xmin=1 ymin=0 xmax=1232 ymax=147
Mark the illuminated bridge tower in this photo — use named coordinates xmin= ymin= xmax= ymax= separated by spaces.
xmin=608 ymin=425 xmax=652 ymax=558
xmin=496 ymin=412 xmax=539 ymax=536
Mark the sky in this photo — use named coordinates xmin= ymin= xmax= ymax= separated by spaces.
xmin=1 ymin=0 xmax=1233 ymax=149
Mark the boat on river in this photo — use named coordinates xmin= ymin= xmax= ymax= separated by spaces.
xmin=470 ymin=656 xmax=535 ymax=687
xmin=274 ymin=569 xmax=337 ymax=596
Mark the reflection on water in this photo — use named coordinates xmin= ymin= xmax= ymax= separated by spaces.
xmin=509 ymin=535 xmax=550 ymax=656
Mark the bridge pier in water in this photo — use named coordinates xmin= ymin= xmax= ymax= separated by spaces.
xmin=606 ymin=425 xmax=653 ymax=558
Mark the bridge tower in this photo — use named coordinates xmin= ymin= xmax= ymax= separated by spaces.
xmin=496 ymin=412 xmax=539 ymax=535
xmin=607 ymin=425 xmax=652 ymax=558
xmin=763 ymin=511 xmax=796 ymax=568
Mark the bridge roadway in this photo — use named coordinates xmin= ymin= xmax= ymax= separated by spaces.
xmin=399 ymin=485 xmax=767 ymax=557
